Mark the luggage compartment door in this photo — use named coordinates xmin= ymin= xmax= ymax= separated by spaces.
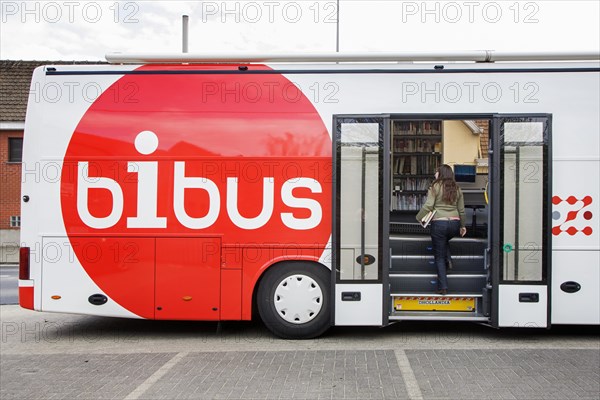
xmin=155 ymin=237 xmax=221 ymax=320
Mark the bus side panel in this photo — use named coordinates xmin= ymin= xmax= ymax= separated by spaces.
xmin=41 ymin=237 xmax=151 ymax=318
xmin=552 ymin=155 xmax=599 ymax=324
xmin=155 ymin=237 xmax=221 ymax=320
xmin=552 ymin=252 xmax=600 ymax=324
xmin=220 ymin=269 xmax=242 ymax=320
xmin=21 ymin=65 xmax=138 ymax=314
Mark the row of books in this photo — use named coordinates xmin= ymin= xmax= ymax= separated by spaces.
xmin=393 ymin=138 xmax=442 ymax=153
xmin=392 ymin=193 xmax=428 ymax=211
xmin=393 ymin=155 xmax=440 ymax=175
xmin=393 ymin=121 xmax=441 ymax=135
xmin=394 ymin=177 xmax=433 ymax=191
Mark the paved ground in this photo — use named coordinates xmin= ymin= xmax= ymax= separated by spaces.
xmin=1 ymin=305 xmax=598 ymax=399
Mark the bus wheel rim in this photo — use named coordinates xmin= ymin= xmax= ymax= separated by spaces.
xmin=273 ymin=274 xmax=323 ymax=324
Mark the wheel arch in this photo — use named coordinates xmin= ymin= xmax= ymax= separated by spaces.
xmin=250 ymin=259 xmax=331 ymax=320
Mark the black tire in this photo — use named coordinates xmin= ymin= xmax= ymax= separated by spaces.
xmin=257 ymin=262 xmax=331 ymax=339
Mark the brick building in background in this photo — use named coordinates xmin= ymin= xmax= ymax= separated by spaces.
xmin=0 ymin=60 xmax=35 ymax=263
xmin=0 ymin=60 xmax=103 ymax=263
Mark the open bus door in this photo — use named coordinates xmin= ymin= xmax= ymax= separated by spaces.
xmin=490 ymin=115 xmax=552 ymax=328
xmin=332 ymin=115 xmax=390 ymax=327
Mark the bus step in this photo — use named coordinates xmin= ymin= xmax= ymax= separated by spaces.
xmin=391 ymin=255 xmax=485 ymax=274
xmin=389 ymin=310 xmax=489 ymax=322
xmin=389 ymin=235 xmax=487 ymax=256
xmin=390 ymin=293 xmax=483 ymax=297
xmin=392 ymin=295 xmax=479 ymax=312
xmin=389 ymin=274 xmax=487 ymax=293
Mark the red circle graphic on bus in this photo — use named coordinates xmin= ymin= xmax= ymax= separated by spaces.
xmin=60 ymin=65 xmax=332 ymax=318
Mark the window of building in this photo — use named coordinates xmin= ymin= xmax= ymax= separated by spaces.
xmin=10 ymin=216 xmax=21 ymax=228
xmin=8 ymin=137 xmax=23 ymax=162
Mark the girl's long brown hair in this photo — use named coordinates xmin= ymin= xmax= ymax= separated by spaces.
xmin=433 ymin=164 xmax=459 ymax=204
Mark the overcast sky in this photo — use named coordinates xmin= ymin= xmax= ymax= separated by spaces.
xmin=1 ymin=0 xmax=599 ymax=61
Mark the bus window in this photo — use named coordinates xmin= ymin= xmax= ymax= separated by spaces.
xmin=336 ymin=119 xmax=384 ymax=281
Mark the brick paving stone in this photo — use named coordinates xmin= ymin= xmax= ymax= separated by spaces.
xmin=2 ymin=333 xmax=598 ymax=400
xmin=406 ymin=349 xmax=600 ymax=400
xmin=141 ymin=350 xmax=408 ymax=399
xmin=0 ymin=353 xmax=175 ymax=400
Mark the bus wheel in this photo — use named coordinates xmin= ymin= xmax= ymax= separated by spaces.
xmin=257 ymin=262 xmax=331 ymax=339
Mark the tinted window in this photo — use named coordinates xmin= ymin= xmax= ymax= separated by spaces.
xmin=8 ymin=138 xmax=23 ymax=162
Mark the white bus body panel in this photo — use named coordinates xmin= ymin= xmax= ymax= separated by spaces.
xmin=552 ymin=251 xmax=600 ymax=324
xmin=40 ymin=237 xmax=139 ymax=317
xmin=335 ymin=284 xmax=382 ymax=326
xmin=498 ymin=285 xmax=548 ymax=328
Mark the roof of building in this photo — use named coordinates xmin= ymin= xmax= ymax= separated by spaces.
xmin=0 ymin=60 xmax=106 ymax=122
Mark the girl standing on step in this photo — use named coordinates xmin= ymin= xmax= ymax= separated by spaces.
xmin=416 ymin=164 xmax=467 ymax=295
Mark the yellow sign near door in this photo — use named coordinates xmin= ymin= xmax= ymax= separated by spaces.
xmin=394 ymin=296 xmax=475 ymax=312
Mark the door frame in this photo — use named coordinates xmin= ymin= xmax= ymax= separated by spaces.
xmin=331 ymin=113 xmax=552 ymax=327
xmin=331 ymin=114 xmax=390 ymax=326
xmin=490 ymin=114 xmax=552 ymax=328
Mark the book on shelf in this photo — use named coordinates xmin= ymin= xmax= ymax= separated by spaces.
xmin=398 ymin=157 xmax=405 ymax=174
xmin=392 ymin=193 xmax=428 ymax=211
xmin=394 ymin=121 xmax=442 ymax=136
xmin=394 ymin=177 xmax=434 ymax=192
xmin=423 ymin=122 xmax=431 ymax=135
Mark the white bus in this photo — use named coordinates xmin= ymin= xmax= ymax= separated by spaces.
xmin=19 ymin=51 xmax=599 ymax=338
